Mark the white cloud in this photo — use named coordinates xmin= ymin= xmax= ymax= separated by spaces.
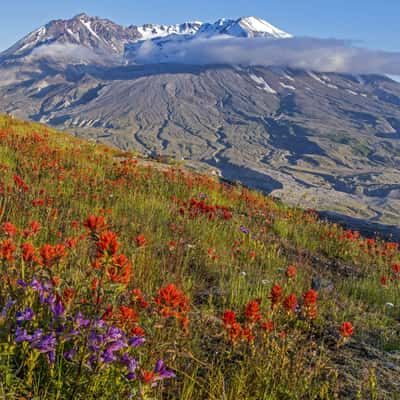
xmin=28 ymin=42 xmax=121 ymax=65
xmin=132 ymin=36 xmax=400 ymax=75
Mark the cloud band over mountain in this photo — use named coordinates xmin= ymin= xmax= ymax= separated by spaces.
xmin=133 ymin=36 xmax=400 ymax=75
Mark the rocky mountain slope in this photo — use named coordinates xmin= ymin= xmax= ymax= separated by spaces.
xmin=1 ymin=14 xmax=400 ymax=226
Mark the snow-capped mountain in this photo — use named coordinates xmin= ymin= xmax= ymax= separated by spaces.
xmin=0 ymin=14 xmax=292 ymax=65
xmin=1 ymin=13 xmax=400 ymax=226
xmin=196 ymin=17 xmax=292 ymax=39
xmin=136 ymin=22 xmax=202 ymax=40
xmin=1 ymin=14 xmax=141 ymax=61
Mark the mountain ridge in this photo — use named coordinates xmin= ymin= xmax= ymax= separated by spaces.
xmin=1 ymin=14 xmax=292 ymax=65
xmin=1 ymin=14 xmax=400 ymax=225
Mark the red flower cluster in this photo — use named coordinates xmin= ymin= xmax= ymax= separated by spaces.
xmin=92 ymin=230 xmax=132 ymax=285
xmin=40 ymin=244 xmax=67 ymax=267
xmin=286 ymin=265 xmax=297 ymax=279
xmin=154 ymin=284 xmax=189 ymax=330
xmin=84 ymin=214 xmax=106 ymax=232
xmin=1 ymin=240 xmax=16 ymax=261
xmin=176 ymin=197 xmax=232 ymax=221
xmin=13 ymin=174 xmax=29 ymax=192
xmin=339 ymin=321 xmax=354 ymax=338
xmin=2 ymin=222 xmax=17 ymax=237
xmin=245 ymin=300 xmax=261 ymax=324
xmin=303 ymin=289 xmax=318 ymax=319
xmin=284 ymin=294 xmax=298 ymax=313
xmin=222 ymin=310 xmax=243 ymax=343
xmin=21 ymin=243 xmax=38 ymax=264
xmin=135 ymin=234 xmax=147 ymax=247
xmin=96 ymin=231 xmax=120 ymax=258
xmin=270 ymin=285 xmax=283 ymax=307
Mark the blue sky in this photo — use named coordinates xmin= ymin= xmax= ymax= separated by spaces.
xmin=0 ymin=0 xmax=398 ymax=52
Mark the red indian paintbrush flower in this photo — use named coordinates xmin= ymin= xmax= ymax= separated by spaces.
xmin=261 ymin=320 xmax=274 ymax=332
xmin=286 ymin=265 xmax=297 ymax=279
xmin=303 ymin=289 xmax=318 ymax=305
xmin=21 ymin=242 xmax=37 ymax=263
xmin=84 ymin=215 xmax=106 ymax=232
xmin=40 ymin=244 xmax=66 ymax=267
xmin=1 ymin=240 xmax=16 ymax=261
xmin=154 ymin=284 xmax=189 ymax=330
xmin=135 ymin=234 xmax=147 ymax=247
xmin=269 ymin=284 xmax=283 ymax=307
xmin=119 ymin=306 xmax=138 ymax=325
xmin=339 ymin=322 xmax=354 ymax=337
xmin=96 ymin=231 xmax=120 ymax=258
xmin=303 ymin=289 xmax=318 ymax=319
xmin=284 ymin=294 xmax=298 ymax=313
xmin=13 ymin=174 xmax=29 ymax=192
xmin=2 ymin=222 xmax=17 ymax=237
xmin=222 ymin=310 xmax=237 ymax=327
xmin=245 ymin=300 xmax=261 ymax=323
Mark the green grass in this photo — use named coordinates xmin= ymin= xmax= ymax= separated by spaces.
xmin=0 ymin=115 xmax=398 ymax=399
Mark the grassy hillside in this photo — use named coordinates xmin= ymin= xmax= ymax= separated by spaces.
xmin=0 ymin=115 xmax=398 ymax=399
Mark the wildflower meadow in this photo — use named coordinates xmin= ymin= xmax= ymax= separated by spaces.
xmin=0 ymin=115 xmax=398 ymax=399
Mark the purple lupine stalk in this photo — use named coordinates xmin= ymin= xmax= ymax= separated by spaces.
xmin=51 ymin=301 xmax=65 ymax=318
xmin=128 ymin=336 xmax=145 ymax=347
xmin=120 ymin=353 xmax=138 ymax=380
xmin=154 ymin=359 xmax=175 ymax=380
xmin=240 ymin=225 xmax=249 ymax=234
xmin=64 ymin=348 xmax=77 ymax=361
xmin=31 ymin=329 xmax=43 ymax=343
xmin=105 ymin=339 xmax=127 ymax=353
xmin=1 ymin=298 xmax=16 ymax=318
xmin=15 ymin=327 xmax=32 ymax=343
xmin=16 ymin=307 xmax=34 ymax=324
xmin=35 ymin=335 xmax=57 ymax=354
xmin=17 ymin=279 xmax=27 ymax=288
xmin=75 ymin=312 xmax=90 ymax=328
xmin=101 ymin=349 xmax=117 ymax=364
xmin=106 ymin=326 xmax=124 ymax=341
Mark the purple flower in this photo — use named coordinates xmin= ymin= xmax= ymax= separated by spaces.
xmin=31 ymin=329 xmax=43 ymax=342
xmin=43 ymin=293 xmax=56 ymax=306
xmin=15 ymin=327 xmax=32 ymax=343
xmin=126 ymin=372 xmax=136 ymax=380
xmin=106 ymin=326 xmax=124 ymax=341
xmin=1 ymin=299 xmax=16 ymax=318
xmin=240 ymin=225 xmax=249 ymax=234
xmin=106 ymin=339 xmax=127 ymax=353
xmin=93 ymin=320 xmax=106 ymax=329
xmin=64 ymin=348 xmax=77 ymax=361
xmin=35 ymin=335 xmax=57 ymax=354
xmin=128 ymin=336 xmax=145 ymax=347
xmin=88 ymin=332 xmax=104 ymax=352
xmin=154 ymin=359 xmax=175 ymax=380
xmin=48 ymin=350 xmax=56 ymax=364
xmin=51 ymin=301 xmax=65 ymax=318
xmin=101 ymin=349 xmax=117 ymax=363
xmin=16 ymin=307 xmax=34 ymax=324
xmin=120 ymin=353 xmax=138 ymax=380
xmin=75 ymin=312 xmax=90 ymax=328
xmin=30 ymin=277 xmax=43 ymax=292
xmin=17 ymin=279 xmax=27 ymax=288
xmin=68 ymin=328 xmax=80 ymax=337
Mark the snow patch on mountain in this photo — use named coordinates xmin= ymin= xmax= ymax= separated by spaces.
xmin=137 ymin=22 xmax=202 ymax=40
xmin=249 ymin=74 xmax=277 ymax=94
xmin=196 ymin=17 xmax=292 ymax=39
